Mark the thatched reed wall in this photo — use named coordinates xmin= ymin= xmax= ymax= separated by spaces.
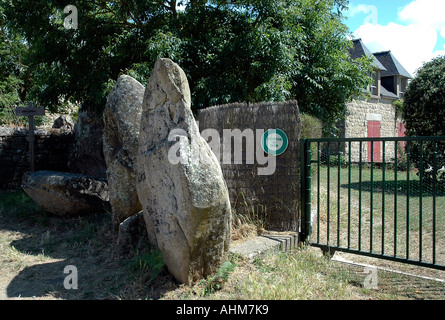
xmin=198 ymin=101 xmax=301 ymax=231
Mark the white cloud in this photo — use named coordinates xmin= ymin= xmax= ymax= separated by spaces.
xmin=353 ymin=22 xmax=441 ymax=75
xmin=347 ymin=4 xmax=377 ymax=16
xmin=398 ymin=0 xmax=445 ymax=29
xmin=346 ymin=4 xmax=379 ymax=25
xmin=352 ymin=0 xmax=445 ymax=76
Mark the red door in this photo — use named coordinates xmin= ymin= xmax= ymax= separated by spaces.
xmin=397 ymin=122 xmax=407 ymax=159
xmin=398 ymin=122 xmax=406 ymax=151
xmin=367 ymin=121 xmax=381 ymax=162
xmin=398 ymin=122 xmax=406 ymax=137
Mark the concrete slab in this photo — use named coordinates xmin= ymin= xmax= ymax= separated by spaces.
xmin=230 ymin=232 xmax=299 ymax=260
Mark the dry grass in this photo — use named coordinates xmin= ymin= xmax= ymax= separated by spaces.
xmin=162 ymin=247 xmax=445 ymax=300
xmin=2 ymin=189 xmax=445 ymax=300
xmin=0 ymin=189 xmax=178 ymax=300
xmin=0 ymin=189 xmax=263 ymax=300
xmin=230 ymin=210 xmax=262 ymax=246
xmin=161 ymin=249 xmax=357 ymax=300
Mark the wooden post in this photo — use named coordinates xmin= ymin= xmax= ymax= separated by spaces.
xmin=15 ymin=102 xmax=45 ymax=172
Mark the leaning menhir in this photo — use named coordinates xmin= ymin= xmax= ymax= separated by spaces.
xmin=103 ymin=75 xmax=144 ymax=228
xmin=136 ymin=58 xmax=232 ymax=284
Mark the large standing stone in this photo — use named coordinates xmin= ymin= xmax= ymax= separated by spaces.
xmin=22 ymin=170 xmax=109 ymax=216
xmin=103 ymin=75 xmax=144 ymax=228
xmin=68 ymin=107 xmax=107 ymax=179
xmin=136 ymin=58 xmax=232 ymax=284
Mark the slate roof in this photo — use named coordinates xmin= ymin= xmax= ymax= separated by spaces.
xmin=359 ymin=85 xmax=399 ymax=99
xmin=373 ymin=51 xmax=412 ymax=78
xmin=349 ymin=39 xmax=387 ymax=71
xmin=379 ymin=85 xmax=399 ymax=99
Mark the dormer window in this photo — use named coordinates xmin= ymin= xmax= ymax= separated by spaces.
xmin=349 ymin=40 xmax=412 ymax=100
xmin=368 ymin=70 xmax=381 ymax=97
xmin=399 ymin=77 xmax=408 ymax=98
xmin=373 ymin=51 xmax=412 ymax=98
xmin=349 ymin=39 xmax=386 ymax=99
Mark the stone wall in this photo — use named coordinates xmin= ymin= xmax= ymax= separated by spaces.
xmin=198 ymin=101 xmax=301 ymax=231
xmin=339 ymin=96 xmax=402 ymax=162
xmin=0 ymin=127 xmax=74 ymax=190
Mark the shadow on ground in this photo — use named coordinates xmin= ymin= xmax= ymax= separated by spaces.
xmin=0 ymin=190 xmax=177 ymax=300
xmin=7 ymin=260 xmax=68 ymax=299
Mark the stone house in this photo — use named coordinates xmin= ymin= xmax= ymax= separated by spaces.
xmin=337 ymin=39 xmax=412 ymax=162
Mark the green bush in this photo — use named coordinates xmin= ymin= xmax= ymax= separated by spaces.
xmin=320 ymin=153 xmax=347 ymax=167
xmin=403 ymin=56 xmax=445 ymax=137
xmin=0 ymin=105 xmax=24 ymax=126
xmin=394 ymin=141 xmax=413 ymax=172
xmin=329 ymin=154 xmax=347 ymax=167
xmin=300 ymin=114 xmax=323 ymax=140
xmin=0 ymin=105 xmax=47 ymax=127
xmin=403 ymin=56 xmax=445 ymax=181
xmin=300 ymin=114 xmax=323 ymax=167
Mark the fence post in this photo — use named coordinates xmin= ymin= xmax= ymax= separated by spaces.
xmin=300 ymin=139 xmax=312 ymax=243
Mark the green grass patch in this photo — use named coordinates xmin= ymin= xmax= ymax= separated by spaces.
xmin=0 ymin=189 xmax=46 ymax=220
xmin=310 ymin=165 xmax=445 ymax=264
xmin=127 ymin=248 xmax=165 ymax=285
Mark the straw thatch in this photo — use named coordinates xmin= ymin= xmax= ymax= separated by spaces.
xmin=198 ymin=101 xmax=301 ymax=231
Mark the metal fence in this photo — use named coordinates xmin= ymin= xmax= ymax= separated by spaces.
xmin=301 ymin=136 xmax=445 ymax=270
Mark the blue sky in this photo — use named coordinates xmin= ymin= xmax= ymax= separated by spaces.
xmin=343 ymin=0 xmax=445 ymax=76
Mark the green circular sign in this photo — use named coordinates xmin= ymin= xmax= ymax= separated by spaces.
xmin=261 ymin=129 xmax=288 ymax=156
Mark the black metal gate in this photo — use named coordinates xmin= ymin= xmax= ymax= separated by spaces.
xmin=300 ymin=136 xmax=445 ymax=270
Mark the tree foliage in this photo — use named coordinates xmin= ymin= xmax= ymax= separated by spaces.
xmin=403 ymin=56 xmax=445 ymax=137
xmin=403 ymin=56 xmax=445 ymax=182
xmin=0 ymin=4 xmax=31 ymax=124
xmin=1 ymin=0 xmax=372 ymax=131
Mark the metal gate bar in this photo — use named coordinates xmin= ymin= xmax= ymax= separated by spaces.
xmin=301 ymin=136 xmax=445 ymax=271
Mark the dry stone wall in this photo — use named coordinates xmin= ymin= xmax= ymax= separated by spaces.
xmin=0 ymin=127 xmax=74 ymax=190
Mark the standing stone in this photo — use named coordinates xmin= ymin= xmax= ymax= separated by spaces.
xmin=68 ymin=107 xmax=107 ymax=179
xmin=136 ymin=58 xmax=232 ymax=284
xmin=103 ymin=75 xmax=144 ymax=228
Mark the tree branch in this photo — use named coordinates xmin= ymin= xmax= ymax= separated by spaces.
xmin=118 ymin=0 xmax=144 ymax=29
xmin=169 ymin=0 xmax=177 ymax=15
